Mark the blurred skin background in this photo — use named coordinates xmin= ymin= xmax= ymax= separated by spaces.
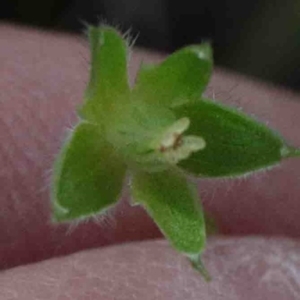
xmin=1 ymin=0 xmax=300 ymax=91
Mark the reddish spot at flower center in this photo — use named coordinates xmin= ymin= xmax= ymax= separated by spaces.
xmin=159 ymin=133 xmax=183 ymax=153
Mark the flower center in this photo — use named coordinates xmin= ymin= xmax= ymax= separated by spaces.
xmin=156 ymin=117 xmax=206 ymax=165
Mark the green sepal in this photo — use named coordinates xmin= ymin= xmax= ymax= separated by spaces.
xmin=173 ymin=98 xmax=290 ymax=177
xmin=131 ymin=169 xmax=206 ymax=255
xmin=132 ymin=43 xmax=212 ymax=108
xmin=80 ymin=25 xmax=130 ymax=123
xmin=52 ymin=122 xmax=126 ymax=222
xmin=189 ymin=254 xmax=212 ymax=281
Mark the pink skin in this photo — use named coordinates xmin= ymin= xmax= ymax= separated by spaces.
xmin=0 ymin=24 xmax=300 ymax=298
xmin=1 ymin=237 xmax=300 ymax=300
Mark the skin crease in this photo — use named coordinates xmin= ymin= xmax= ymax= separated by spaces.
xmin=0 ymin=24 xmax=300 ymax=298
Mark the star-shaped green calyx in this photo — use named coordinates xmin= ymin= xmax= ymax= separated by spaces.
xmin=51 ymin=25 xmax=299 ymax=279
